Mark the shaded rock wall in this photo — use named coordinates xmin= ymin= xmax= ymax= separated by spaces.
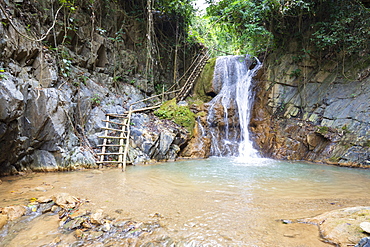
xmin=251 ymin=49 xmax=370 ymax=167
xmin=0 ymin=1 xmax=193 ymax=175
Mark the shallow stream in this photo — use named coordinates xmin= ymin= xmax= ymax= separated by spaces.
xmin=1 ymin=157 xmax=370 ymax=246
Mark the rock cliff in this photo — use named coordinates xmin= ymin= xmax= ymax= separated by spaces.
xmin=0 ymin=0 xmax=195 ymax=175
xmin=250 ymin=46 xmax=370 ymax=167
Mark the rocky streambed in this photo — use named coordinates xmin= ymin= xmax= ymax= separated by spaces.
xmin=1 ymin=161 xmax=370 ymax=247
xmin=1 ymin=191 xmax=370 ymax=247
xmin=0 ymin=192 xmax=176 ymax=246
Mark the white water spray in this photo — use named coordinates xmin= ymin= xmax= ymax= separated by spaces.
xmin=207 ymin=55 xmax=262 ymax=158
xmin=236 ymin=57 xmax=262 ymax=158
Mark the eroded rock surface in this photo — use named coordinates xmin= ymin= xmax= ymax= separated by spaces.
xmin=251 ymin=50 xmax=370 ymax=167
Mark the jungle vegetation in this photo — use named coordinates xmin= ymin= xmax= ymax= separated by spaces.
xmin=190 ymin=0 xmax=370 ymax=57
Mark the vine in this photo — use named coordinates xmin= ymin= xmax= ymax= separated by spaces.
xmin=0 ymin=2 xmax=63 ymax=42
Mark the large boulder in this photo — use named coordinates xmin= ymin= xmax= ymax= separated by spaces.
xmin=302 ymin=206 xmax=370 ymax=246
xmin=0 ymin=75 xmax=24 ymax=121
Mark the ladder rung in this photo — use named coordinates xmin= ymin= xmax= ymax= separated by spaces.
xmin=97 ymin=152 xmax=124 ymax=155
xmin=96 ymin=161 xmax=124 ymax=164
xmin=106 ymin=113 xmax=128 ymax=117
xmin=97 ymin=144 xmax=123 ymax=147
xmin=101 ymin=127 xmax=127 ymax=132
xmin=102 ymin=120 xmax=127 ymax=125
xmin=98 ymin=136 xmax=127 ymax=139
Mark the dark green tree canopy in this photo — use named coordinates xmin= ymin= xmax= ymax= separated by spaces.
xmin=198 ymin=0 xmax=370 ymax=56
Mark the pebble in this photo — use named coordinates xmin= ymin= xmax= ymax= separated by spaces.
xmin=37 ymin=196 xmax=53 ymax=203
xmin=92 ymin=170 xmax=103 ymax=174
xmin=3 ymin=205 xmax=27 ymax=220
xmin=0 ymin=214 xmax=8 ymax=229
xmin=74 ymin=229 xmax=83 ymax=238
xmin=283 ymin=233 xmax=298 ymax=238
xmin=90 ymin=209 xmax=104 ymax=224
xmin=360 ymin=222 xmax=370 ymax=234
xmin=34 ymin=186 xmax=47 ymax=191
xmin=102 ymin=222 xmax=111 ymax=232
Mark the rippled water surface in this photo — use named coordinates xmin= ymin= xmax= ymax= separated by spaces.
xmin=1 ymin=157 xmax=370 ymax=246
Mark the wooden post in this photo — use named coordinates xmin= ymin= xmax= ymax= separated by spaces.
xmin=117 ymin=118 xmax=127 ymax=169
xmin=122 ymin=106 xmax=132 ymax=172
xmin=100 ymin=115 xmax=110 ymax=167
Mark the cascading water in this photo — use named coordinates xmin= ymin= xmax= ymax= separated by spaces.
xmin=207 ymin=55 xmax=262 ymax=158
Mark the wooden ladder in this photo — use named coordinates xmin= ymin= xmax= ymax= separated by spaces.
xmin=96 ymin=50 xmax=211 ymax=171
xmin=177 ymin=51 xmax=210 ymax=101
xmin=96 ymin=108 xmax=132 ymax=171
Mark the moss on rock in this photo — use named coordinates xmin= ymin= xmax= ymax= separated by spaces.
xmin=193 ymin=57 xmax=217 ymax=102
xmin=154 ymin=98 xmax=195 ymax=134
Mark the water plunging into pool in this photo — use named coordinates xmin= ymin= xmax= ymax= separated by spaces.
xmin=207 ymin=55 xmax=262 ymax=159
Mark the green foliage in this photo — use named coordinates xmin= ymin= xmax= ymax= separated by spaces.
xmin=58 ymin=48 xmax=73 ymax=77
xmin=197 ymin=0 xmax=369 ymax=56
xmin=108 ymin=29 xmax=125 ymax=43
xmin=154 ymin=98 xmax=195 ymax=133
xmin=363 ymin=140 xmax=370 ymax=148
xmin=78 ymin=74 xmax=88 ymax=85
xmin=155 ymin=0 xmax=195 ymax=28
xmin=341 ymin=125 xmax=350 ymax=133
xmin=329 ymin=156 xmax=340 ymax=163
xmin=0 ymin=68 xmax=6 ymax=80
xmin=154 ymin=83 xmax=167 ymax=95
xmin=289 ymin=68 xmax=301 ymax=78
xmin=317 ymin=126 xmax=328 ymax=134
xmin=91 ymin=94 xmax=101 ymax=107
xmin=60 ymin=58 xmax=72 ymax=77
xmin=59 ymin=0 xmax=76 ymax=12
xmin=191 ymin=0 xmax=275 ymax=55
xmin=311 ymin=1 xmax=370 ymax=54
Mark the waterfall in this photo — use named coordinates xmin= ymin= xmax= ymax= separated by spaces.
xmin=207 ymin=55 xmax=262 ymax=158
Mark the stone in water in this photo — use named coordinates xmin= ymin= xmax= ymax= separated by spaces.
xmin=360 ymin=222 xmax=370 ymax=234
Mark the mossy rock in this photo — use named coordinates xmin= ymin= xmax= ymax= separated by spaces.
xmin=154 ymin=98 xmax=195 ymax=134
xmin=193 ymin=57 xmax=217 ymax=102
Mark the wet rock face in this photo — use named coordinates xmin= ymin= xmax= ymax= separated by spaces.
xmin=251 ymin=51 xmax=370 ymax=168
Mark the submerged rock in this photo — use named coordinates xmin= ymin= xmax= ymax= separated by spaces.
xmin=52 ymin=193 xmax=79 ymax=208
xmin=1 ymin=205 xmax=27 ymax=221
